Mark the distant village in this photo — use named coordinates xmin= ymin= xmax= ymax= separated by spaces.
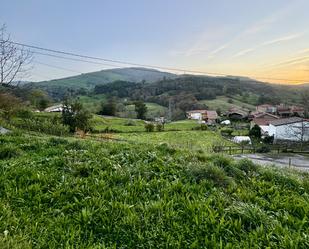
xmin=186 ymin=103 xmax=309 ymax=144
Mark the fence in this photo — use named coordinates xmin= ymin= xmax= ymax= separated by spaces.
xmin=213 ymin=144 xmax=309 ymax=155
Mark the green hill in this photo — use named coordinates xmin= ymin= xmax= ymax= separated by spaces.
xmin=199 ymin=96 xmax=256 ymax=112
xmin=25 ymin=67 xmax=177 ymax=99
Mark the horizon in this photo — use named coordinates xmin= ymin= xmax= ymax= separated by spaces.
xmin=2 ymin=0 xmax=309 ymax=84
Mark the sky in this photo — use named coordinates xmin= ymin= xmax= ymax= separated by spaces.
xmin=1 ymin=0 xmax=309 ymax=84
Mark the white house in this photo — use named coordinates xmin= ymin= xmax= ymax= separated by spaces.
xmin=44 ymin=104 xmax=63 ymax=113
xmin=186 ymin=110 xmax=206 ymax=120
xmin=268 ymin=117 xmax=309 ymax=142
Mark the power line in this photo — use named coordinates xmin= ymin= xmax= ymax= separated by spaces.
xmin=5 ymin=40 xmax=309 ymax=83
xmin=34 ymin=60 xmax=82 ymax=74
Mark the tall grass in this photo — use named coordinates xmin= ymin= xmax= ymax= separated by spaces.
xmin=0 ymin=134 xmax=308 ymax=248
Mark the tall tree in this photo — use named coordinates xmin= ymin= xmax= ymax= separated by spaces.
xmin=62 ymin=99 xmax=92 ymax=133
xmin=134 ymin=101 xmax=147 ymax=120
xmin=99 ymin=98 xmax=116 ymax=116
xmin=0 ymin=92 xmax=21 ymax=120
xmin=0 ymin=24 xmax=33 ymax=86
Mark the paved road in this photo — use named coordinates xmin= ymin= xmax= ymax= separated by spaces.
xmin=233 ymin=154 xmax=309 ymax=171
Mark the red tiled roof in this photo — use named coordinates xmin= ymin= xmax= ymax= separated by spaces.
xmin=206 ymin=111 xmax=218 ymax=120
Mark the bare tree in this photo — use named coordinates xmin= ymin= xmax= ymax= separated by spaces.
xmin=0 ymin=24 xmax=33 ymax=86
xmin=301 ymin=90 xmax=309 ymax=118
xmin=285 ymin=119 xmax=309 ymax=150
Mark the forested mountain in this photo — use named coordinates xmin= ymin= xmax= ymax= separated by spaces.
xmin=24 ymin=67 xmax=177 ymax=99
xmin=24 ymin=67 xmax=307 ymax=111
xmin=93 ymin=75 xmax=304 ymax=111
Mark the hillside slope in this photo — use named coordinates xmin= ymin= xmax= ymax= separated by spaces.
xmin=25 ymin=67 xmax=177 ymax=99
xmin=0 ymin=133 xmax=308 ymax=248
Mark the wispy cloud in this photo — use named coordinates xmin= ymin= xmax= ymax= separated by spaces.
xmin=232 ymin=32 xmax=304 ymax=58
xmin=261 ymin=55 xmax=309 ymax=68
xmin=233 ymin=48 xmax=256 ymax=58
xmin=262 ymin=33 xmax=303 ymax=46
xmin=208 ymin=43 xmax=230 ymax=58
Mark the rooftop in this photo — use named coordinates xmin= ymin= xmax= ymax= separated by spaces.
xmin=269 ymin=117 xmax=304 ymax=126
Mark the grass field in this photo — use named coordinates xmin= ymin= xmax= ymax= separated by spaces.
xmin=124 ymin=102 xmax=167 ymax=119
xmin=92 ymin=115 xmax=146 ymax=132
xmin=200 ymin=96 xmax=255 ymax=112
xmin=0 ymin=133 xmax=308 ymax=248
xmin=92 ymin=116 xmax=200 ymax=133
xmin=77 ymin=94 xmax=106 ymax=113
xmin=115 ymin=130 xmax=233 ymax=152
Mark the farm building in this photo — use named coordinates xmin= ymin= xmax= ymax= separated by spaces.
xmin=268 ymin=117 xmax=309 ymax=142
xmin=186 ymin=110 xmax=218 ymax=124
xmin=250 ymin=113 xmax=279 ymax=135
xmin=186 ymin=110 xmax=206 ymax=120
xmin=256 ymin=104 xmax=277 ymax=114
xmin=44 ymin=104 xmax=63 ymax=113
xmin=227 ymin=108 xmax=248 ymax=120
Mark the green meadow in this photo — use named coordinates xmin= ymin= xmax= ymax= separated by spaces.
xmin=0 ymin=132 xmax=308 ymax=248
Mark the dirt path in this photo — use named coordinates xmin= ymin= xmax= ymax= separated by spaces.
xmin=233 ymin=154 xmax=309 ymax=171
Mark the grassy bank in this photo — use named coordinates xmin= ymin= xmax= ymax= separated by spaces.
xmin=0 ymin=133 xmax=308 ymax=248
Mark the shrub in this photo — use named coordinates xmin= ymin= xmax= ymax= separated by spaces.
xmin=263 ymin=135 xmax=274 ymax=144
xmin=249 ymin=124 xmax=262 ymax=139
xmin=156 ymin=123 xmax=164 ymax=132
xmin=192 ymin=124 xmax=208 ymax=131
xmin=0 ymin=145 xmax=22 ymax=159
xmin=236 ymin=159 xmax=257 ymax=174
xmin=188 ymin=163 xmax=234 ymax=187
xmin=145 ymin=123 xmax=155 ymax=132
xmin=256 ymin=145 xmax=271 ymax=153
xmin=220 ymin=128 xmax=233 ymax=136
xmin=48 ymin=137 xmax=69 ymax=146
xmin=15 ymin=118 xmax=69 ymax=136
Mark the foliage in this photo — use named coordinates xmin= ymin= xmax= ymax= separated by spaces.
xmin=156 ymin=123 xmax=164 ymax=132
xmin=256 ymin=145 xmax=271 ymax=153
xmin=62 ymin=99 xmax=92 ymax=133
xmin=262 ymin=135 xmax=274 ymax=144
xmin=220 ymin=127 xmax=233 ymax=137
xmin=98 ymin=98 xmax=117 ymax=116
xmin=28 ymin=89 xmax=50 ymax=111
xmin=145 ymin=123 xmax=155 ymax=132
xmin=0 ymin=134 xmax=308 ymax=248
xmin=249 ymin=124 xmax=262 ymax=139
xmin=192 ymin=124 xmax=208 ymax=131
xmin=0 ymin=92 xmax=22 ymax=120
xmin=134 ymin=100 xmax=147 ymax=120
xmin=12 ymin=116 xmax=69 ymax=136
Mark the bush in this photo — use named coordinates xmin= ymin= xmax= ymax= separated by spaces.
xmin=48 ymin=137 xmax=69 ymax=146
xmin=263 ymin=135 xmax=274 ymax=144
xmin=256 ymin=145 xmax=271 ymax=153
xmin=236 ymin=159 xmax=258 ymax=174
xmin=0 ymin=145 xmax=22 ymax=159
xmin=156 ymin=123 xmax=164 ymax=132
xmin=188 ymin=163 xmax=234 ymax=187
xmin=14 ymin=118 xmax=69 ymax=136
xmin=249 ymin=124 xmax=262 ymax=139
xmin=220 ymin=128 xmax=233 ymax=136
xmin=192 ymin=124 xmax=208 ymax=131
xmin=145 ymin=123 xmax=155 ymax=132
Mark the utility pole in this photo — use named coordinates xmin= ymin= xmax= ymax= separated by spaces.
xmin=168 ymin=98 xmax=173 ymax=122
